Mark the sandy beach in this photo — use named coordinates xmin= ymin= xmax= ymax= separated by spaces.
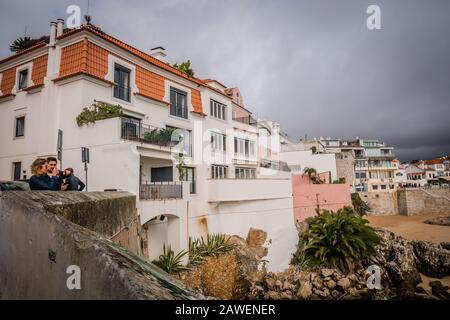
xmin=367 ymin=213 xmax=450 ymax=291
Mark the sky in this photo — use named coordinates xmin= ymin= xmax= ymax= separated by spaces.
xmin=0 ymin=0 xmax=449 ymax=162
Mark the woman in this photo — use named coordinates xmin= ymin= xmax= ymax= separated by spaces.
xmin=29 ymin=158 xmax=61 ymax=191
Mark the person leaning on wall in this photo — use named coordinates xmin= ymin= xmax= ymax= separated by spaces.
xmin=29 ymin=158 xmax=63 ymax=190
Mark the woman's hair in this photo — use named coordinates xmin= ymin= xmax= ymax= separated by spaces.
xmin=31 ymin=158 xmax=48 ymax=175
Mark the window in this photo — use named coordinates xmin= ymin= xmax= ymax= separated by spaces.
xmin=167 ymin=126 xmax=192 ymax=156
xmin=235 ymin=167 xmax=256 ymax=179
xmin=184 ymin=167 xmax=196 ymax=194
xmin=170 ymin=87 xmax=188 ymax=118
xmin=114 ymin=64 xmax=131 ymax=101
xmin=12 ymin=162 xmax=21 ymax=181
xmin=372 ymin=185 xmax=378 ymax=190
xmin=232 ymin=111 xmax=237 ymax=120
xmin=15 ymin=116 xmax=25 ymax=138
xmin=236 ymin=93 xmax=240 ymax=105
xmin=211 ymin=132 xmax=226 ymax=152
xmin=121 ymin=116 xmax=140 ymax=139
xmin=355 ymin=172 xmax=367 ymax=179
xmin=381 ymin=185 xmax=387 ymax=190
xmin=211 ymin=165 xmax=227 ymax=179
xmin=234 ymin=137 xmax=255 ymax=157
xmin=18 ymin=69 xmax=28 ymax=90
xmin=210 ymin=100 xmax=226 ymax=120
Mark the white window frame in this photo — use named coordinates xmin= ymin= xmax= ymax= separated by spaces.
xmin=210 ymin=99 xmax=226 ymax=121
xmin=14 ymin=62 xmax=33 ymax=93
xmin=211 ymin=131 xmax=226 ymax=152
xmin=211 ymin=165 xmax=228 ymax=179
xmin=14 ymin=114 xmax=26 ymax=139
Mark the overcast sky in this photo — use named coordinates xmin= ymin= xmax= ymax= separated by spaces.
xmin=1 ymin=0 xmax=449 ymax=161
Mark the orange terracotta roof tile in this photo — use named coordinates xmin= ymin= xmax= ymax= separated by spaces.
xmin=59 ymin=41 xmax=84 ymax=77
xmin=86 ymin=41 xmax=108 ymax=78
xmin=31 ymin=54 xmax=48 ymax=85
xmin=424 ymin=159 xmax=444 ymax=165
xmin=0 ymin=67 xmax=16 ymax=95
xmin=191 ymin=88 xmax=203 ymax=115
xmin=0 ymin=41 xmax=47 ymax=65
xmin=136 ymin=66 xmax=165 ymax=102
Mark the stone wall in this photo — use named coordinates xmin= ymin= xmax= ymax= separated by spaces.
xmin=398 ymin=188 xmax=450 ymax=216
xmin=0 ymin=191 xmax=199 ymax=299
xmin=335 ymin=151 xmax=355 ymax=188
xmin=10 ymin=191 xmax=143 ymax=256
xmin=360 ymin=191 xmax=399 ymax=215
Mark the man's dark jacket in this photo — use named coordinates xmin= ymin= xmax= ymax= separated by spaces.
xmin=65 ymin=174 xmax=85 ymax=191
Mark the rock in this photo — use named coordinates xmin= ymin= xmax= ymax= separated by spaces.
xmin=348 ymin=287 xmax=358 ymax=296
xmin=246 ymin=228 xmax=267 ymax=248
xmin=440 ymin=242 xmax=450 ymax=251
xmin=331 ymin=289 xmax=341 ymax=299
xmin=283 ymin=281 xmax=295 ymax=291
xmin=314 ymin=287 xmax=330 ymax=298
xmin=326 ymin=280 xmax=336 ymax=290
xmin=337 ymin=278 xmax=351 ymax=290
xmin=424 ymin=216 xmax=450 ymax=226
xmin=310 ymin=272 xmax=318 ymax=282
xmin=297 ymin=281 xmax=313 ymax=299
xmin=266 ymin=290 xmax=280 ymax=300
xmin=348 ymin=274 xmax=358 ymax=283
xmin=323 ymin=277 xmax=332 ymax=281
xmin=265 ymin=277 xmax=276 ymax=290
xmin=321 ymin=268 xmax=335 ymax=278
xmin=275 ymin=280 xmax=283 ymax=290
xmin=412 ymin=240 xmax=450 ymax=278
xmin=430 ymin=281 xmax=450 ymax=300
xmin=280 ymin=291 xmax=293 ymax=300
xmin=312 ymin=276 xmax=323 ymax=289
xmin=364 ymin=229 xmax=421 ymax=291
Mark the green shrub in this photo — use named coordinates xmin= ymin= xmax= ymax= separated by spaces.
xmin=76 ymin=100 xmax=123 ymax=126
xmin=143 ymin=127 xmax=176 ymax=145
xmin=188 ymin=233 xmax=235 ymax=267
xmin=292 ymin=207 xmax=380 ymax=272
xmin=152 ymin=244 xmax=189 ymax=274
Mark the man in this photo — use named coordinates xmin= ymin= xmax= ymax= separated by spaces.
xmin=46 ymin=156 xmax=67 ymax=191
xmin=64 ymin=168 xmax=85 ymax=191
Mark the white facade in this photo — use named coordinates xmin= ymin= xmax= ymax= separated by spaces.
xmin=280 ymin=145 xmax=338 ymax=181
xmin=0 ymin=22 xmax=297 ymax=272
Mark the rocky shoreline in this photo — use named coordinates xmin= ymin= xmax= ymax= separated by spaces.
xmin=178 ymin=228 xmax=450 ymax=300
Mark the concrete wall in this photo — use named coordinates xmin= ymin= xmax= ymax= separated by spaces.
xmin=398 ymin=188 xmax=450 ymax=216
xmin=280 ymin=149 xmax=338 ymax=181
xmin=292 ymin=174 xmax=352 ymax=222
xmin=359 ymin=191 xmax=399 ymax=216
xmin=0 ymin=191 xmax=199 ymax=299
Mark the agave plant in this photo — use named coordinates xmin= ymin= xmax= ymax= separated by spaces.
xmin=293 ymin=207 xmax=380 ymax=272
xmin=187 ymin=233 xmax=235 ymax=267
xmin=152 ymin=244 xmax=189 ymax=274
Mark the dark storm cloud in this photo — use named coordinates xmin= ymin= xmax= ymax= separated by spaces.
xmin=1 ymin=0 xmax=449 ymax=161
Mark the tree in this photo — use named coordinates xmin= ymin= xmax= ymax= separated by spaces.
xmin=303 ymin=167 xmax=323 ymax=184
xmin=172 ymin=60 xmax=195 ymax=77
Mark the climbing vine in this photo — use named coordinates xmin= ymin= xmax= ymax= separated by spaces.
xmin=76 ymin=100 xmax=123 ymax=127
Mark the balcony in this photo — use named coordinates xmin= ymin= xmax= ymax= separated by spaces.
xmin=121 ymin=118 xmax=185 ymax=150
xmin=233 ymin=115 xmax=257 ymax=126
xmin=139 ymin=182 xmax=183 ymax=200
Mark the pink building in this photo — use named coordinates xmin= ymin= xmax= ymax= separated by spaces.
xmin=292 ymin=173 xmax=352 ymax=223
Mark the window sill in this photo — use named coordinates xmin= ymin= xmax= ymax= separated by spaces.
xmin=168 ymin=114 xmax=190 ymax=123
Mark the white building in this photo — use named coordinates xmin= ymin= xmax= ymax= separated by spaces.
xmin=0 ymin=21 xmax=297 ymax=272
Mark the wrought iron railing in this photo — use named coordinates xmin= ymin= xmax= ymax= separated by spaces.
xmin=140 ymin=182 xmax=183 ymax=200
xmin=121 ymin=118 xmax=178 ymax=147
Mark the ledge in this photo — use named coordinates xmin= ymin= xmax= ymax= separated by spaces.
xmin=0 ymin=93 xmax=16 ymax=102
xmin=53 ymin=72 xmax=115 ymax=87
xmin=24 ymin=84 xmax=44 ymax=94
xmin=133 ymin=92 xmax=169 ymax=107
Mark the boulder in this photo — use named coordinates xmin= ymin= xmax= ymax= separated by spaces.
xmin=364 ymin=229 xmax=421 ymax=291
xmin=314 ymin=287 xmax=330 ymax=298
xmin=297 ymin=281 xmax=313 ymax=299
xmin=412 ymin=240 xmax=450 ymax=278
xmin=429 ymin=281 xmax=450 ymax=300
xmin=337 ymin=277 xmax=351 ymax=290
xmin=321 ymin=268 xmax=335 ymax=278
xmin=326 ymin=279 xmax=336 ymax=290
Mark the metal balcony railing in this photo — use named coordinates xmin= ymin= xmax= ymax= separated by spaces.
xmin=140 ymin=182 xmax=183 ymax=200
xmin=121 ymin=118 xmax=183 ymax=149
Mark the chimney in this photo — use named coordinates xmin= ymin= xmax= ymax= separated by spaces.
xmin=49 ymin=21 xmax=57 ymax=46
xmin=56 ymin=19 xmax=64 ymax=37
xmin=149 ymin=46 xmax=166 ymax=60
